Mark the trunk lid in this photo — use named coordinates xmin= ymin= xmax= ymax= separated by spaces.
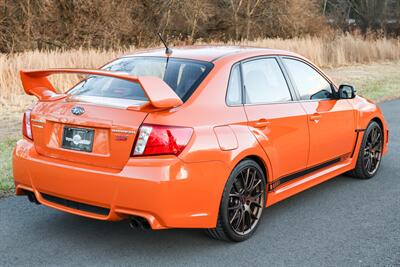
xmin=30 ymin=99 xmax=147 ymax=170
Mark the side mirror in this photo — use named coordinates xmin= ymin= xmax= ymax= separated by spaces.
xmin=338 ymin=84 xmax=356 ymax=99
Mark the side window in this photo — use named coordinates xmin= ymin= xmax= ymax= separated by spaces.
xmin=226 ymin=65 xmax=242 ymax=105
xmin=242 ymin=58 xmax=292 ymax=104
xmin=283 ymin=58 xmax=333 ymax=100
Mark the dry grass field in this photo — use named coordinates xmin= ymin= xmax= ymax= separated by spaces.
xmin=1 ymin=35 xmax=400 ymax=195
xmin=1 ymin=35 xmax=400 ymax=101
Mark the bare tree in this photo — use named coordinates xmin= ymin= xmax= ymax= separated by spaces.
xmin=348 ymin=0 xmax=388 ymax=33
xmin=244 ymin=0 xmax=262 ymax=40
xmin=3 ymin=0 xmax=398 ymax=53
xmin=180 ymin=0 xmax=214 ymax=41
xmin=227 ymin=0 xmax=243 ymax=40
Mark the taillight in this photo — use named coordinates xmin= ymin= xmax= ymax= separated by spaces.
xmin=22 ymin=109 xmax=33 ymax=140
xmin=132 ymin=124 xmax=193 ymax=156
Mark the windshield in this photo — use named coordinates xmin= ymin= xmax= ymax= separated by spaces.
xmin=68 ymin=57 xmax=213 ymax=102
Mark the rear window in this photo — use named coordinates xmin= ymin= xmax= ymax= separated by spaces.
xmin=68 ymin=57 xmax=213 ymax=102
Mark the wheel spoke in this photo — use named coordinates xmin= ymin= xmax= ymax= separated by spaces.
xmin=367 ymin=141 xmax=373 ymax=149
xmin=371 ymin=128 xmax=377 ymax=143
xmin=250 ymin=190 xmax=263 ymax=199
xmin=375 ymin=129 xmax=380 ymax=142
xmin=250 ymin=179 xmax=261 ymax=192
xmin=232 ymin=180 xmax=238 ymax=192
xmin=373 ymin=142 xmax=382 ymax=150
xmin=371 ymin=156 xmax=378 ymax=168
xmin=374 ymin=132 xmax=381 ymax=145
xmin=364 ymin=157 xmax=371 ymax=170
xmin=244 ymin=168 xmax=250 ymax=189
xmin=250 ymin=212 xmax=258 ymax=221
xmin=228 ymin=202 xmax=241 ymax=210
xmin=246 ymin=170 xmax=256 ymax=192
xmin=239 ymin=172 xmax=246 ymax=190
xmin=250 ymin=201 xmax=262 ymax=209
xmin=234 ymin=210 xmax=243 ymax=231
xmin=240 ymin=211 xmax=246 ymax=233
xmin=233 ymin=178 xmax=243 ymax=194
xmin=229 ymin=192 xmax=241 ymax=198
xmin=229 ymin=209 xmax=240 ymax=224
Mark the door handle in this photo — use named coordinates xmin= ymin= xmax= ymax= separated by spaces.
xmin=310 ymin=113 xmax=322 ymax=123
xmin=252 ymin=119 xmax=271 ymax=128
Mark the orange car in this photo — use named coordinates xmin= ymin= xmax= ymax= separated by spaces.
xmin=13 ymin=46 xmax=388 ymax=241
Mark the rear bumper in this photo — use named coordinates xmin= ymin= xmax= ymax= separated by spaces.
xmin=13 ymin=139 xmax=228 ymax=229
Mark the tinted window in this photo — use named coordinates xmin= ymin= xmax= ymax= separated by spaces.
xmin=283 ymin=58 xmax=332 ymax=100
xmin=68 ymin=57 xmax=213 ymax=102
xmin=226 ymin=65 xmax=242 ymax=105
xmin=242 ymin=58 xmax=292 ymax=104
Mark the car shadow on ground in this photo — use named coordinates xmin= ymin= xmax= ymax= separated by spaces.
xmin=28 ymin=173 xmax=363 ymax=247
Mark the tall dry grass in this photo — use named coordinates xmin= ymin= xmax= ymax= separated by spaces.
xmin=0 ymin=47 xmax=136 ymax=111
xmin=1 ymin=34 xmax=400 ymax=109
xmin=240 ymin=34 xmax=400 ymax=67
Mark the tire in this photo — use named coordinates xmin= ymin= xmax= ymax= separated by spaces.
xmin=349 ymin=121 xmax=384 ymax=179
xmin=206 ymin=159 xmax=266 ymax=242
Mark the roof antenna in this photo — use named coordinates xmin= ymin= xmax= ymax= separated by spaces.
xmin=157 ymin=33 xmax=173 ymax=56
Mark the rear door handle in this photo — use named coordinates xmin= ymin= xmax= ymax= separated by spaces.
xmin=252 ymin=119 xmax=271 ymax=128
xmin=310 ymin=113 xmax=322 ymax=123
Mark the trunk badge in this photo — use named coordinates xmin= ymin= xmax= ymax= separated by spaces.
xmin=71 ymin=106 xmax=85 ymax=116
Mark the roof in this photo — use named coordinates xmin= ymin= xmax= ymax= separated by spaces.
xmin=123 ymin=45 xmax=299 ymax=63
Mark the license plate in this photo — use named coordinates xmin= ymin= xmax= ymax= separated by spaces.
xmin=62 ymin=127 xmax=94 ymax=152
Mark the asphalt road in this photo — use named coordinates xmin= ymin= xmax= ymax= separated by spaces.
xmin=1 ymin=100 xmax=399 ymax=267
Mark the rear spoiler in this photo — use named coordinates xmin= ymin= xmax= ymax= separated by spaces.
xmin=20 ymin=68 xmax=183 ymax=109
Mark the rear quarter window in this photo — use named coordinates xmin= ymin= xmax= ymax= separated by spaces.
xmin=226 ymin=65 xmax=242 ymax=106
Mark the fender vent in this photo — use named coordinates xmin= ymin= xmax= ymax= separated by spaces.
xmin=41 ymin=193 xmax=109 ymax=216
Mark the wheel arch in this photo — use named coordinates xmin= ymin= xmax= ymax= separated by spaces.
xmin=240 ymin=155 xmax=268 ymax=183
xmin=371 ymin=117 xmax=384 ymax=130
xmin=227 ymin=149 xmax=274 ymax=190
xmin=370 ymin=116 xmax=389 ymax=148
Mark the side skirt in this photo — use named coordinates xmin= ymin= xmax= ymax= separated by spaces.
xmin=268 ymin=158 xmax=341 ymax=191
xmin=265 ymin=157 xmax=354 ymax=207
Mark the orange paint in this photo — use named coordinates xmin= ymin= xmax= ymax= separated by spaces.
xmin=13 ymin=47 xmax=388 ymax=230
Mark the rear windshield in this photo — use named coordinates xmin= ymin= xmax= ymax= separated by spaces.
xmin=68 ymin=57 xmax=213 ymax=102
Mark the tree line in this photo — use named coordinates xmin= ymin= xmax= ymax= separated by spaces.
xmin=0 ymin=0 xmax=399 ymax=53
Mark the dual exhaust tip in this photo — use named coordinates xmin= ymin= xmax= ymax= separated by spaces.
xmin=129 ymin=216 xmax=151 ymax=230
xmin=26 ymin=191 xmax=40 ymax=205
xmin=25 ymin=191 xmax=151 ymax=230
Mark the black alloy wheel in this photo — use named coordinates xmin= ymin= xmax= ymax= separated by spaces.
xmin=363 ymin=125 xmax=383 ymax=175
xmin=206 ymin=159 xmax=266 ymax=242
xmin=228 ymin=165 xmax=264 ymax=235
xmin=350 ymin=121 xmax=384 ymax=179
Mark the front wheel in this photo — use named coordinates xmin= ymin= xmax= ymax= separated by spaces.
xmin=350 ymin=121 xmax=384 ymax=179
xmin=206 ymin=159 xmax=266 ymax=242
